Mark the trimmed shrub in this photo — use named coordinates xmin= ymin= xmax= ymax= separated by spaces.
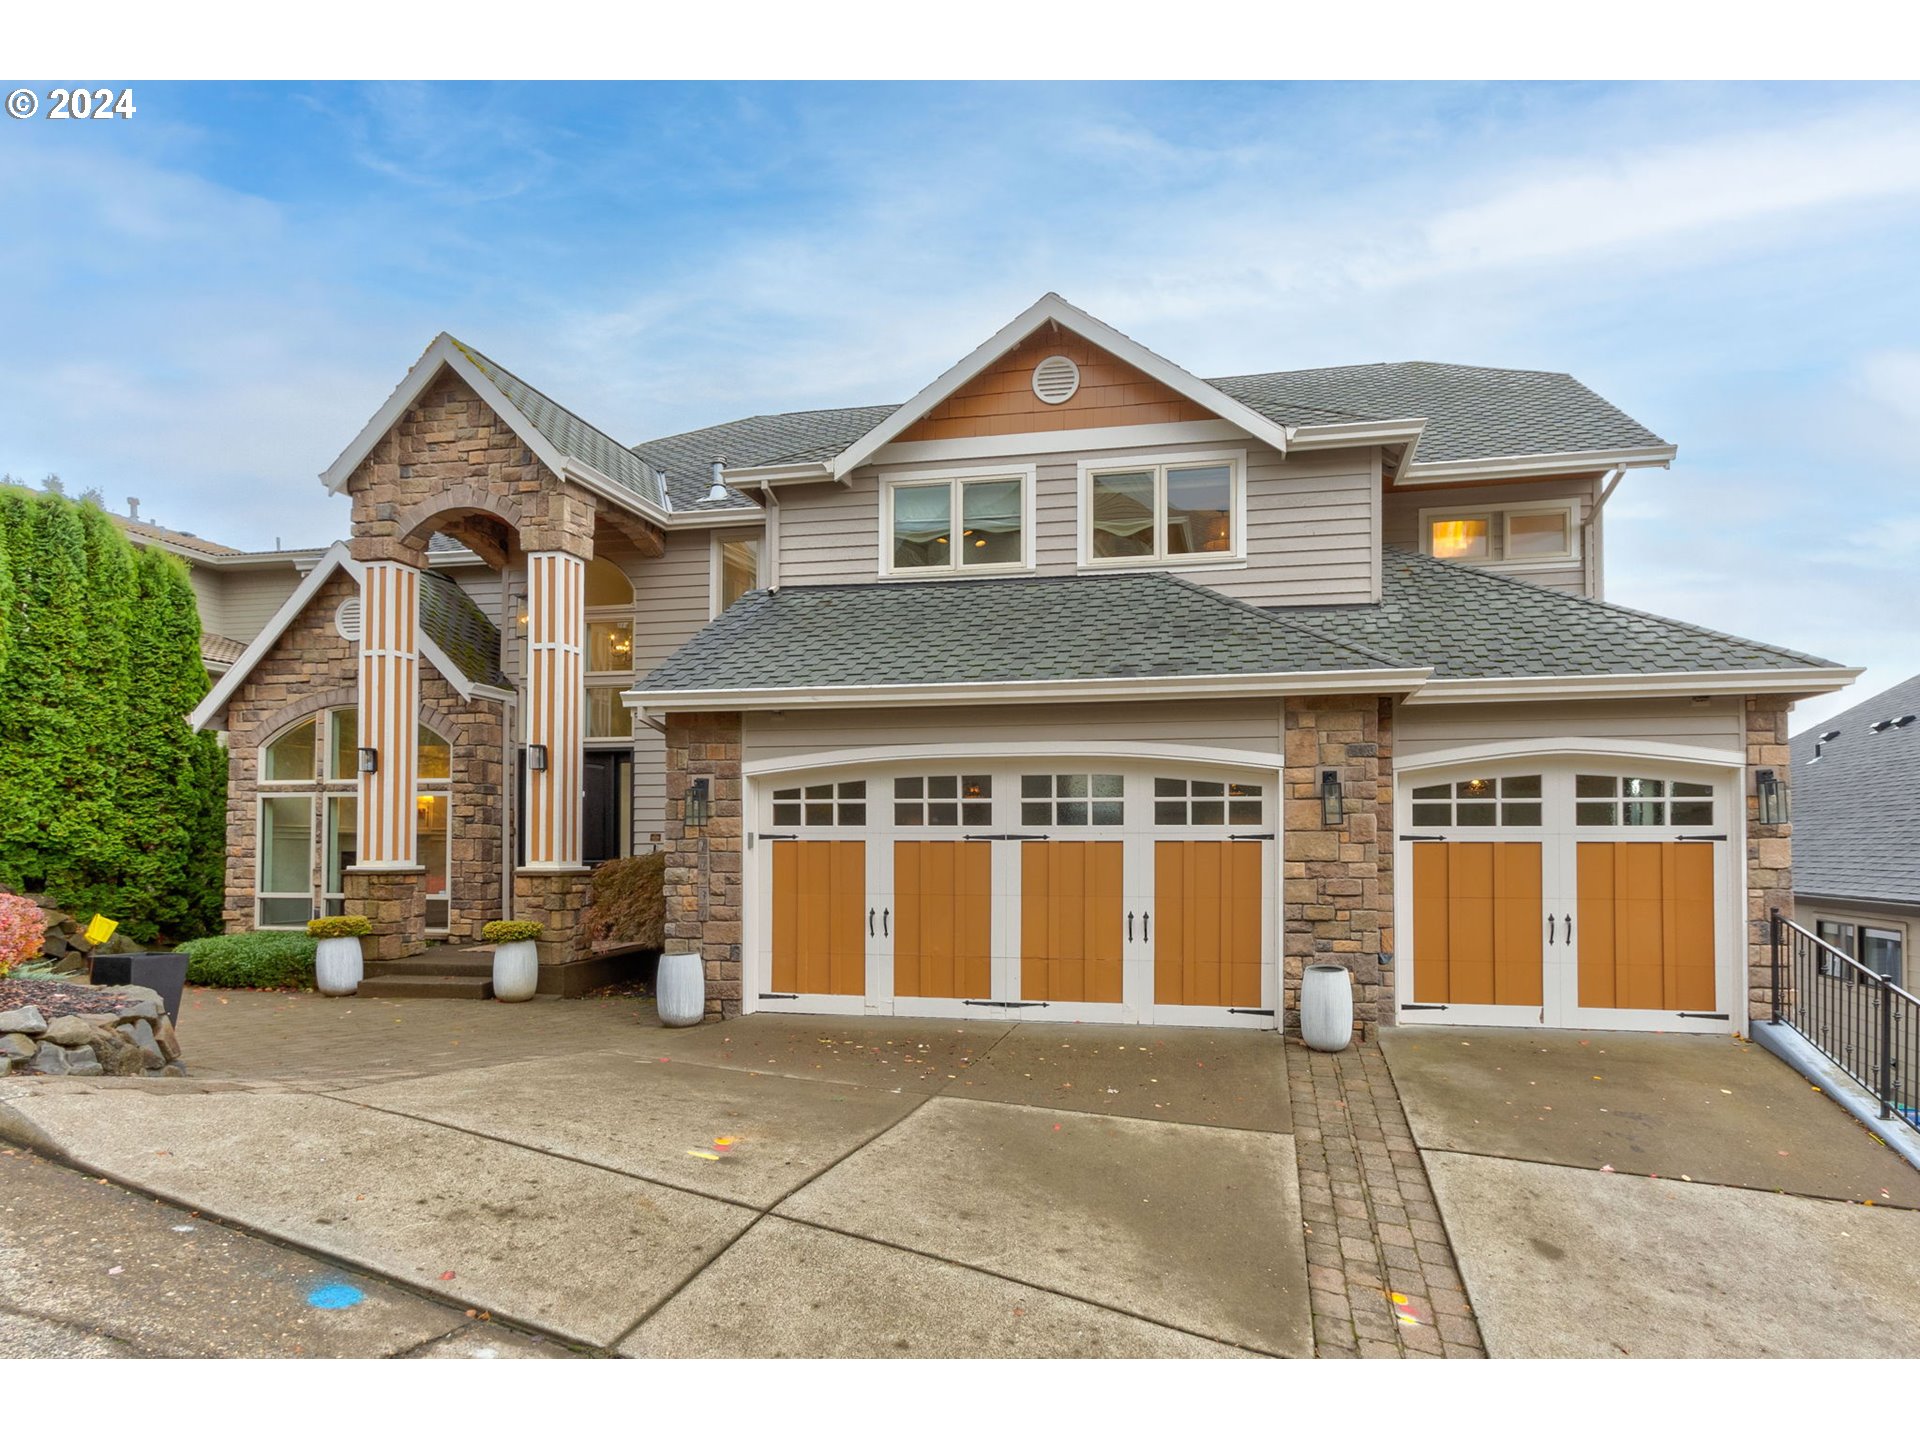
xmin=581 ymin=851 xmax=665 ymax=951
xmin=482 ymin=919 xmax=543 ymax=945
xmin=0 ymin=890 xmax=40 ymax=978
xmin=307 ymin=915 xmax=371 ymax=940
xmin=177 ymin=931 xmax=317 ymax=989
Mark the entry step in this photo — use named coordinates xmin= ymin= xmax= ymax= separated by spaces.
xmin=356 ymin=974 xmax=495 ymax=1000
xmin=365 ymin=955 xmax=493 ymax=978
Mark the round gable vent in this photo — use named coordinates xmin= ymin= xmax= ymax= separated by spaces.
xmin=335 ymin=596 xmax=362 ymax=643
xmin=1032 ymin=354 xmax=1081 ymax=405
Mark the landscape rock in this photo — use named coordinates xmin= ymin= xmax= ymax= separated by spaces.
xmin=153 ymin=1017 xmax=181 ymax=1062
xmin=0 ymin=1034 xmax=37 ymax=1062
xmin=109 ymin=992 xmax=165 ymax=1021
xmin=66 ymin=1049 xmax=103 ymax=1077
xmin=41 ymin=1016 xmax=101 ymax=1048
xmin=26 ymin=1044 xmax=70 ymax=1075
xmin=0 ymin=1006 xmax=48 ymax=1036
xmin=162 ymin=1062 xmax=186 ymax=1078
xmin=85 ymin=1028 xmax=147 ymax=1077
xmin=125 ymin=1019 xmax=164 ymax=1067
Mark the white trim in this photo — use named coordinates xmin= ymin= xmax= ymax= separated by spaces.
xmin=1409 ymin=667 xmax=1861 ymax=705
xmin=878 ymin=463 xmax=1038 ymax=578
xmin=629 ymin=665 xmax=1432 ymax=717
xmin=1286 ymin=418 xmax=1428 ymax=451
xmin=742 ymin=738 xmax=1290 ymax=779
xmin=710 ymin=530 xmax=766 ymax=617
xmin=1397 ymin=736 xmax=1743 ymax=775
xmin=1418 ymin=497 xmax=1581 ymax=570
xmin=188 ymin=542 xmax=496 ymax=732
xmin=1075 ymin=449 xmax=1247 ymax=569
xmin=867 ymin=419 xmax=1249 ymax=470
xmin=826 ymin=293 xmax=1296 ymax=479
xmin=1399 ymin=444 xmax=1679 ymax=486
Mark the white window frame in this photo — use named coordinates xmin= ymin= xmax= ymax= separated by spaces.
xmin=710 ymin=531 xmax=765 ymax=616
xmin=1076 ymin=449 xmax=1248 ymax=569
xmin=879 ymin=464 xmax=1037 ymax=578
xmin=1419 ymin=498 xmax=1581 ymax=570
xmin=256 ymin=792 xmax=318 ymax=930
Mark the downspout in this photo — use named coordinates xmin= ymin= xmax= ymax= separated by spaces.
xmin=1582 ymin=467 xmax=1626 ymax=600
xmin=762 ymin=485 xmax=782 ymax=590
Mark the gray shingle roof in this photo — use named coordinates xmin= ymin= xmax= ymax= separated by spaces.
xmin=1791 ymin=674 xmax=1920 ymax=908
xmin=626 ymin=359 xmax=1667 ymax=493
xmin=637 ymin=572 xmax=1406 ymax=694
xmin=452 ymin=339 xmax=674 ymax=512
xmin=1286 ymin=549 xmax=1838 ymax=679
xmin=420 ymin=569 xmax=508 ymax=691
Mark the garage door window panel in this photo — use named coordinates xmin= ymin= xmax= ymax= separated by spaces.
xmin=1021 ymin=773 xmax=1124 ymax=828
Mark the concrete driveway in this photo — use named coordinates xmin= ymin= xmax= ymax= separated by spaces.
xmin=1380 ymin=1027 xmax=1920 ymax=1358
xmin=0 ymin=1004 xmax=1308 ymax=1358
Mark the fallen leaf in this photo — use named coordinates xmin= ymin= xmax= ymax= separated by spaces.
xmin=439 ymin=1271 xmax=456 ymax=1281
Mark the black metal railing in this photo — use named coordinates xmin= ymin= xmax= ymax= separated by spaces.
xmin=1771 ymin=909 xmax=1920 ymax=1133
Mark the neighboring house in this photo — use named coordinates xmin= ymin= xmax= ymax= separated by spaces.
xmin=187 ymin=293 xmax=1856 ymax=1029
xmin=1790 ymin=674 xmax=1920 ymax=988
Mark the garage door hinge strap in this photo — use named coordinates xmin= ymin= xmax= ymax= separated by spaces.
xmin=758 ymin=833 xmax=797 ymax=841
xmin=962 ymin=999 xmax=1049 ymax=1008
xmin=1230 ymin=833 xmax=1276 ymax=841
xmin=1675 ymin=834 xmax=1727 ymax=842
xmin=1400 ymin=1003 xmax=1449 ymax=1011
xmin=1399 ymin=834 xmax=1446 ymax=842
xmin=1678 ymin=1011 xmax=1729 ymax=1019
xmin=1228 ymin=1007 xmax=1275 ymax=1016
xmin=759 ymin=992 xmax=799 ymax=1000
xmin=964 ymin=833 xmax=1047 ymax=841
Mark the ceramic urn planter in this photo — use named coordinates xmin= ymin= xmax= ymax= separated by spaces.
xmin=1301 ymin=963 xmax=1355 ymax=1052
xmin=314 ymin=937 xmax=363 ymax=997
xmin=656 ymin=951 xmax=705 ymax=1027
xmin=492 ymin=941 xmax=539 ymax=1002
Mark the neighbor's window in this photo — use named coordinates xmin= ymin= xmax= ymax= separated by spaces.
xmin=718 ymin=536 xmax=761 ymax=612
xmin=1087 ymin=460 xmax=1238 ymax=564
xmin=889 ymin=475 xmax=1026 ymax=572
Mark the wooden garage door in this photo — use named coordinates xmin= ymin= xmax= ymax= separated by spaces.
xmin=1576 ymin=842 xmax=1715 ymax=1011
xmin=1020 ymin=841 xmax=1123 ymax=1004
xmin=1155 ymin=840 xmax=1262 ymax=1007
xmin=770 ymin=840 xmax=866 ymax=996
xmin=1412 ymin=842 xmax=1544 ymax=1006
xmin=894 ymin=840 xmax=991 ymax=1000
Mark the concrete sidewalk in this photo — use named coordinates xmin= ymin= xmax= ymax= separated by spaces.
xmin=1380 ymin=1027 xmax=1920 ymax=1358
xmin=0 ymin=997 xmax=1312 ymax=1357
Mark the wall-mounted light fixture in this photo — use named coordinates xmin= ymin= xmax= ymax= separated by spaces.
xmin=1755 ymin=768 xmax=1788 ymax=825
xmin=511 ymin=590 xmax=528 ymax=628
xmin=527 ymin=744 xmax=548 ymax=773
xmin=687 ymin=777 xmax=711 ymax=829
xmin=357 ymin=747 xmax=378 ymax=775
xmin=1320 ymin=768 xmax=1345 ymax=827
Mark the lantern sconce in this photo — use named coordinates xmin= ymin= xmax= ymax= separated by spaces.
xmin=687 ymin=777 xmax=711 ymax=830
xmin=357 ymin=747 xmax=378 ymax=775
xmin=1755 ymin=768 xmax=1788 ymax=825
xmin=1320 ymin=768 xmax=1345 ymax=827
xmin=527 ymin=744 xmax=548 ymax=773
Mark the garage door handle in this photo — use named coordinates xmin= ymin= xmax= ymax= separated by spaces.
xmin=1143 ymin=911 xmax=1150 ymax=942
xmin=1128 ymin=911 xmax=1134 ymax=942
xmin=1548 ymin=914 xmax=1556 ymax=945
xmin=882 ymin=908 xmax=890 ymax=937
xmin=1564 ymin=913 xmax=1573 ymax=941
xmin=868 ymin=907 xmax=875 ymax=936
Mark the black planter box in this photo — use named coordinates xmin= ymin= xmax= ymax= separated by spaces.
xmin=89 ymin=952 xmax=189 ymax=1026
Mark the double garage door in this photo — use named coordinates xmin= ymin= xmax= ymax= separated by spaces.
xmin=752 ymin=762 xmax=1278 ymax=1028
xmin=1398 ymin=762 xmax=1737 ymax=1032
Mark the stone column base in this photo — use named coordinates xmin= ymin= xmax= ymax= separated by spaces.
xmin=343 ymin=867 xmax=428 ymax=961
xmin=513 ymin=868 xmax=592 ymax=968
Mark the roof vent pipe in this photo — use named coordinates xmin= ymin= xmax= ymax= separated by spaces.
xmin=126 ymin=497 xmax=141 ymax=520
xmin=706 ymin=460 xmax=730 ymax=503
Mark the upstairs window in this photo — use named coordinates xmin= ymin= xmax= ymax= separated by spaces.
xmin=716 ymin=536 xmax=762 ymax=613
xmin=886 ymin=473 xmax=1028 ymax=575
xmin=1083 ymin=456 xmax=1241 ymax=565
xmin=1424 ymin=503 xmax=1577 ymax=566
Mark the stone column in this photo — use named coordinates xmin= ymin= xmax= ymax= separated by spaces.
xmin=1283 ymin=696 xmax=1389 ymax=1039
xmin=664 ymin=713 xmax=744 ymax=1018
xmin=347 ymin=558 xmax=425 ymax=960
xmin=1746 ymin=695 xmax=1795 ymax=1026
xmin=516 ymin=549 xmax=591 ymax=970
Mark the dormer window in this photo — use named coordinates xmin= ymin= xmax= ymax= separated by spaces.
xmin=1079 ymin=452 xmax=1245 ymax=567
xmin=883 ymin=470 xmax=1032 ymax=576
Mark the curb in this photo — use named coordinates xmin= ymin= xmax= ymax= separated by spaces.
xmin=1753 ymin=1021 xmax=1920 ymax=1175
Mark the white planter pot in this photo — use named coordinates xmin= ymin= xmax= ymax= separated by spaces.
xmin=493 ymin=940 xmax=539 ymax=1003
xmin=656 ymin=951 xmax=705 ymax=1027
xmin=1301 ymin=963 xmax=1354 ymax=1052
xmin=314 ymin=937 xmax=363 ymax=997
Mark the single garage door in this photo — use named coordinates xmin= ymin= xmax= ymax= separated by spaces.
xmin=755 ymin=763 xmax=1278 ymax=1028
xmin=1399 ymin=765 xmax=1734 ymax=1032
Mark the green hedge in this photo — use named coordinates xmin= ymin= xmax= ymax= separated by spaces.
xmin=177 ymin=931 xmax=317 ymax=989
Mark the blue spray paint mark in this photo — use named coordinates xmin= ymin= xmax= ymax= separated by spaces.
xmin=307 ymin=1282 xmax=365 ymax=1310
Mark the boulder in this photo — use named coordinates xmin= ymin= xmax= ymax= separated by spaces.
xmin=51 ymin=952 xmax=88 ymax=975
xmin=106 ymin=990 xmax=164 ymax=1021
xmin=40 ymin=1015 xmax=100 ymax=1048
xmin=26 ymin=1043 xmax=69 ymax=1075
xmin=67 ymin=931 xmax=94 ymax=956
xmin=124 ymin=1018 xmax=164 ymax=1068
xmin=153 ymin=1016 xmax=182 ymax=1062
xmin=67 ymin=1048 xmax=103 ymax=1077
xmin=0 ymin=1033 xmax=36 ymax=1062
xmin=42 ymin=932 xmax=68 ymax=958
xmin=0 ymin=1006 xmax=47 ymax=1036
xmin=84 ymin=1027 xmax=146 ymax=1077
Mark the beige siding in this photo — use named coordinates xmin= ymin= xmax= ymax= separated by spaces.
xmin=628 ymin=529 xmax=717 ymax=842
xmin=186 ymin=568 xmax=226 ymax=636
xmin=745 ymin=698 xmax=1287 ymax=768
xmin=1394 ymin=696 xmax=1746 ymax=763
xmin=1383 ymin=475 xmax=1601 ymax=596
xmin=772 ymin=439 xmax=1379 ymax=606
xmin=217 ymin=568 xmax=305 ymax=643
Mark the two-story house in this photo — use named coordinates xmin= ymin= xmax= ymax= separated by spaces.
xmin=190 ymin=294 xmax=1857 ymax=1031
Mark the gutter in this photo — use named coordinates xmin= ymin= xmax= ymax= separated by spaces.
xmin=1407 ymin=667 xmax=1863 ymax=704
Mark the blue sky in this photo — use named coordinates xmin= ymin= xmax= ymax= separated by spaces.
xmin=2 ymin=80 xmax=1916 ymax=727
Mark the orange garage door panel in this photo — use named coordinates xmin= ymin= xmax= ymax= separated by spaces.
xmin=1412 ymin=842 xmax=1543 ymax=1007
xmin=771 ymin=840 xmax=866 ymax=997
xmin=1155 ymin=840 xmax=1262 ymax=1007
xmin=1021 ymin=842 xmax=1123 ymax=1004
xmin=894 ymin=841 xmax=992 ymax=1000
xmin=1577 ymin=842 xmax=1715 ymax=1011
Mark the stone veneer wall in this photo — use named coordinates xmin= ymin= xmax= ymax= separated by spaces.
xmin=1283 ymin=696 xmax=1391 ymax=1038
xmin=1746 ymin=695 xmax=1795 ymax=1023
xmin=208 ymin=568 xmax=506 ymax=941
xmin=662 ymin=713 xmax=744 ymax=1019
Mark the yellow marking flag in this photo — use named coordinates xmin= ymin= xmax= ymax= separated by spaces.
xmin=84 ymin=914 xmax=118 ymax=945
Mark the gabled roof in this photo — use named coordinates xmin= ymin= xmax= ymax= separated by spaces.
xmin=1285 ymin=549 xmax=1850 ymax=697
xmin=320 ymin=333 xmax=680 ymax=521
xmin=631 ymin=406 xmax=890 ymax=510
xmin=630 ymin=571 xmax=1426 ymax=710
xmin=1791 ymin=673 xmax=1920 ymax=908
xmin=113 ymin=514 xmax=242 ymax=557
xmin=188 ymin=543 xmax=509 ymax=731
